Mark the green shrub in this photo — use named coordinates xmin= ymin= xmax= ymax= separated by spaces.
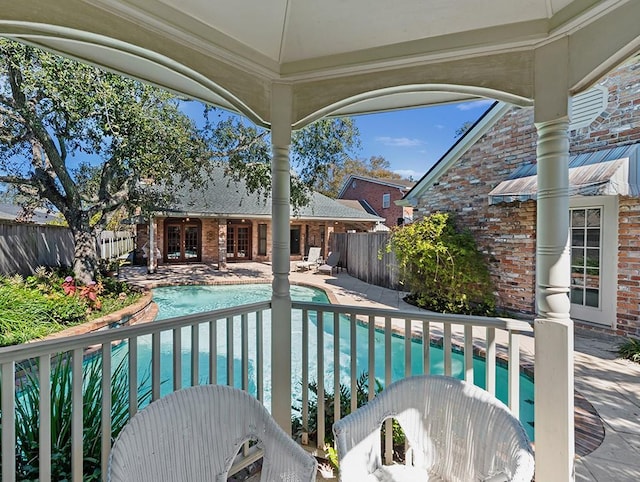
xmin=0 ymin=282 xmax=87 ymax=345
xmin=619 ymin=338 xmax=640 ymax=363
xmin=385 ymin=213 xmax=496 ymax=315
xmin=11 ymin=352 xmax=151 ymax=481
xmin=0 ymin=267 xmax=141 ymax=346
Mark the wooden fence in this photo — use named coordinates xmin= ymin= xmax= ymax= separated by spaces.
xmin=330 ymin=232 xmax=401 ymax=290
xmin=0 ymin=222 xmax=134 ymax=275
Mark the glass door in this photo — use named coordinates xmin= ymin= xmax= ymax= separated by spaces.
xmin=164 ymin=219 xmax=201 ymax=262
xmin=184 ymin=225 xmax=199 ymax=261
xmin=226 ymin=222 xmax=253 ymax=261
xmin=166 ymin=226 xmax=181 ymax=260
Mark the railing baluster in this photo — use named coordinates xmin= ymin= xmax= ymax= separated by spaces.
xmin=256 ymin=311 xmax=263 ymax=402
xmin=423 ymin=321 xmax=430 ymax=375
xmin=128 ymin=336 xmax=138 ymax=417
xmin=209 ymin=319 xmax=217 ymax=385
xmin=350 ymin=313 xmax=357 ymax=414
xmin=227 ymin=316 xmax=234 ymax=387
xmin=39 ymin=355 xmax=51 ymax=482
xmin=508 ymin=331 xmax=520 ymax=417
xmin=152 ymin=333 xmax=160 ymax=401
xmin=242 ymin=313 xmax=249 ymax=391
xmin=191 ymin=322 xmax=199 ymax=386
xmin=384 ymin=317 xmax=392 ymax=465
xmin=486 ymin=327 xmax=496 ymax=396
xmin=444 ymin=323 xmax=452 ymax=376
xmin=317 ymin=310 xmax=325 ymax=449
xmin=2 ymin=361 xmax=16 ymax=482
xmin=404 ymin=318 xmax=412 ymax=378
xmin=333 ymin=312 xmax=340 ymax=423
xmin=302 ymin=309 xmax=309 ymax=443
xmin=101 ymin=343 xmax=112 ymax=482
xmin=242 ymin=313 xmax=250 ymax=457
xmin=464 ymin=325 xmax=474 ymax=384
xmin=173 ymin=327 xmax=182 ymax=391
xmin=368 ymin=315 xmax=375 ymax=401
xmin=72 ymin=348 xmax=83 ymax=481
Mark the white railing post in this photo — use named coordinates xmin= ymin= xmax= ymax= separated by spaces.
xmin=270 ymin=82 xmax=293 ymax=433
xmin=534 ymin=38 xmax=575 ymax=481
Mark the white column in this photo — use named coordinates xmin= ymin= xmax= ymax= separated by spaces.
xmin=270 ymin=83 xmax=293 ymax=433
xmin=148 ymin=215 xmax=156 ymax=274
xmin=534 ymin=39 xmax=574 ymax=482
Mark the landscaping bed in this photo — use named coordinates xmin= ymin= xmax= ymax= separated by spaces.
xmin=0 ymin=267 xmax=144 ymax=346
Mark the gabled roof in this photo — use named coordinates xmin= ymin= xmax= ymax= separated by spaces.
xmin=158 ymin=165 xmax=383 ymax=223
xmin=337 ymin=175 xmax=414 ymax=199
xmin=399 ymin=101 xmax=511 ymax=206
xmin=400 ymin=84 xmax=616 ymax=207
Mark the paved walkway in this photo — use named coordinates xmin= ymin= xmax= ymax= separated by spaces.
xmin=120 ymin=262 xmax=640 ymax=481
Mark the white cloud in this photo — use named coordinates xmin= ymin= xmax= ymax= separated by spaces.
xmin=456 ymin=99 xmax=494 ymax=111
xmin=394 ymin=169 xmax=424 ymax=179
xmin=435 ymin=124 xmax=445 ymax=129
xmin=375 ymin=136 xmax=425 ymax=147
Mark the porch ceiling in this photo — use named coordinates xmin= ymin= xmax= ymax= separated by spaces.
xmin=2 ymin=1 xmax=639 ymax=128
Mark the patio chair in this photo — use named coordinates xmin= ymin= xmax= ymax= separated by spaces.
xmin=296 ymin=246 xmax=323 ymax=271
xmin=333 ymin=375 xmax=534 ymax=482
xmin=317 ymin=251 xmax=340 ymax=275
xmin=108 ymin=385 xmax=317 ymax=482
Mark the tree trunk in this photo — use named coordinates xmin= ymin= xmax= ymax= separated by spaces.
xmin=69 ymin=216 xmax=98 ymax=285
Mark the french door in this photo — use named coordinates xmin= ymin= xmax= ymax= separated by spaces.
xmin=164 ymin=219 xmax=201 ymax=263
xmin=227 ymin=222 xmax=252 ymax=261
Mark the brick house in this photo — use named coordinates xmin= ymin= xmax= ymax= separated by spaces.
xmin=338 ymin=175 xmax=414 ymax=228
xmin=400 ymin=56 xmax=640 ymax=337
xmin=136 ymin=164 xmax=383 ymax=267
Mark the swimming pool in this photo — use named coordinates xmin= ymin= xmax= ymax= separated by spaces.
xmin=144 ymin=283 xmax=535 ymax=440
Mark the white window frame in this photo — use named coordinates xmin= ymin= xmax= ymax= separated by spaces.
xmin=569 ymin=196 xmax=617 ymax=327
xmin=382 ymin=193 xmax=390 ymax=209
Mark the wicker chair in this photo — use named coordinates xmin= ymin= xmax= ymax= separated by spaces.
xmin=333 ymin=375 xmax=534 ymax=482
xmin=108 ymin=385 xmax=317 ymax=482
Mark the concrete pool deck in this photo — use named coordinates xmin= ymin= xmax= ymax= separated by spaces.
xmin=120 ymin=262 xmax=640 ymax=481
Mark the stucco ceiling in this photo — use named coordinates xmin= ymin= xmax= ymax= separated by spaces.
xmin=1 ymin=0 xmax=639 ymax=127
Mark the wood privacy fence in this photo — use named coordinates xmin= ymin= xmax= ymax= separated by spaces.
xmin=330 ymin=232 xmax=402 ymax=290
xmin=0 ymin=222 xmax=134 ymax=275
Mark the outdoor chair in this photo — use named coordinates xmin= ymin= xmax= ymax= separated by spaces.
xmin=333 ymin=375 xmax=534 ymax=482
xmin=317 ymin=251 xmax=340 ymax=275
xmin=297 ymin=246 xmax=323 ymax=271
xmin=108 ymin=385 xmax=317 ymax=482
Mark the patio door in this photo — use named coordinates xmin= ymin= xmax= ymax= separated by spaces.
xmin=227 ymin=221 xmax=252 ymax=261
xmin=164 ymin=219 xmax=202 ymax=263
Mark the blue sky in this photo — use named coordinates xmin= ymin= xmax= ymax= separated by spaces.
xmin=349 ymin=99 xmax=494 ymax=180
xmin=182 ymin=98 xmax=494 ymax=181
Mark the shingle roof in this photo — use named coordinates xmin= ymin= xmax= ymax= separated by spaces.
xmin=159 ymin=165 xmax=383 ymax=222
xmin=337 ymin=174 xmax=415 ymax=198
xmin=0 ymin=203 xmax=58 ymax=224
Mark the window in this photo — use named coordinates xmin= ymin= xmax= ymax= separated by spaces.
xmin=569 ymin=197 xmax=617 ymax=327
xmin=258 ymin=224 xmax=267 ymax=256
xmin=382 ymin=193 xmax=390 ymax=209
xmin=570 ymin=208 xmax=601 ymax=308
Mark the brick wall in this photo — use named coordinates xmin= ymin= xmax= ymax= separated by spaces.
xmin=414 ymin=58 xmax=640 ymax=336
xmin=340 ymin=178 xmax=408 ymax=227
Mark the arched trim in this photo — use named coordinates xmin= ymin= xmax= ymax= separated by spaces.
xmin=0 ymin=21 xmax=270 ymax=127
xmin=292 ymin=84 xmax=533 ymax=130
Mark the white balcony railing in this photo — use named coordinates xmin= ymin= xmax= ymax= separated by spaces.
xmin=0 ymin=301 xmax=532 ymax=482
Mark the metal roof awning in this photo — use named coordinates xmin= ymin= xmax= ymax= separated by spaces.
xmin=488 ymin=143 xmax=640 ymax=204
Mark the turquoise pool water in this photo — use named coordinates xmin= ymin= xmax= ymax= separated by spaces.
xmin=144 ymin=284 xmax=535 ymax=440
